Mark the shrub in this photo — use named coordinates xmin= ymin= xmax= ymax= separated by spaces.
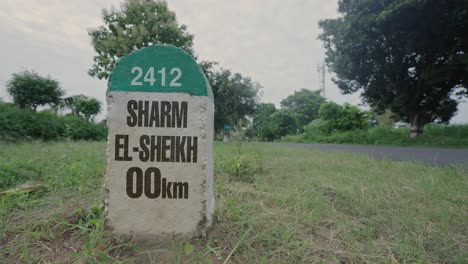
xmin=318 ymin=102 xmax=370 ymax=133
xmin=0 ymin=103 xmax=107 ymax=141
xmin=285 ymin=124 xmax=468 ymax=147
xmin=304 ymin=118 xmax=329 ymax=136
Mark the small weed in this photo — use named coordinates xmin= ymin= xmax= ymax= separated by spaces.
xmin=217 ymin=124 xmax=263 ymax=182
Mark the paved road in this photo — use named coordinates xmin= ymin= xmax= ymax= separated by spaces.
xmin=267 ymin=143 xmax=468 ymax=166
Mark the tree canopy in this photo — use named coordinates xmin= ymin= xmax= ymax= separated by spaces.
xmin=7 ymin=71 xmax=63 ymax=111
xmin=268 ymin=110 xmax=300 ymax=139
xmin=252 ymin=103 xmax=278 ymax=141
xmin=88 ymin=0 xmax=194 ymax=79
xmin=201 ymin=62 xmax=262 ymax=133
xmin=63 ymin=95 xmax=102 ymax=121
xmin=280 ymin=89 xmax=325 ymax=129
xmin=319 ymin=0 xmax=468 ymax=137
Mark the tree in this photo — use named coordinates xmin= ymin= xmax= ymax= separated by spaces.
xmin=252 ymin=103 xmax=278 ymax=141
xmin=251 ymin=107 xmax=300 ymax=141
xmin=269 ymin=110 xmax=300 ymax=138
xmin=201 ymin=62 xmax=262 ymax=134
xmin=280 ymin=89 xmax=325 ymax=130
xmin=64 ymin=95 xmax=102 ymax=121
xmin=7 ymin=71 xmax=63 ymax=111
xmin=318 ymin=102 xmax=369 ymax=133
xmin=319 ymin=0 xmax=468 ymax=137
xmin=88 ymin=0 xmax=194 ymax=79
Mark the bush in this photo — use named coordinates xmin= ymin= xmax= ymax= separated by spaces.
xmin=286 ymin=124 xmax=468 ymax=147
xmin=0 ymin=103 xmax=107 ymax=141
xmin=318 ymin=102 xmax=370 ymax=133
xmin=61 ymin=115 xmax=107 ymax=141
xmin=304 ymin=118 xmax=329 ymax=136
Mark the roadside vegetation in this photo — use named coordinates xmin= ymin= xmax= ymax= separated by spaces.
xmin=1 ymin=70 xmax=105 ymax=141
xmin=1 ymin=141 xmax=466 ymax=263
xmin=249 ymin=96 xmax=468 ymax=148
xmin=0 ymin=102 xmax=106 ymax=141
xmin=282 ymin=124 xmax=468 ymax=148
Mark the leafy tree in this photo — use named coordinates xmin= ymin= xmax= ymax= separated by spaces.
xmin=251 ymin=108 xmax=300 ymax=141
xmin=318 ymin=102 xmax=369 ymax=133
xmin=201 ymin=62 xmax=262 ymax=134
xmin=252 ymin=103 xmax=278 ymax=141
xmin=318 ymin=102 xmax=341 ymax=122
xmin=270 ymin=110 xmax=300 ymax=138
xmin=64 ymin=95 xmax=102 ymax=121
xmin=319 ymin=0 xmax=468 ymax=137
xmin=280 ymin=89 xmax=325 ymax=130
xmin=7 ymin=71 xmax=63 ymax=111
xmin=88 ymin=0 xmax=194 ymax=79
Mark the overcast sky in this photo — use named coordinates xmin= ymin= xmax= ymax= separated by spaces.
xmin=0 ymin=0 xmax=466 ymax=123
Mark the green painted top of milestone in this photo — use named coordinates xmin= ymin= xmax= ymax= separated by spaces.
xmin=108 ymin=45 xmax=213 ymax=100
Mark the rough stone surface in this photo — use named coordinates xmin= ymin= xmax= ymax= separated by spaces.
xmin=104 ymin=45 xmax=214 ymax=245
xmin=105 ymin=92 xmax=214 ymax=244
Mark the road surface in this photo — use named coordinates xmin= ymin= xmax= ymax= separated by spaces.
xmin=267 ymin=143 xmax=468 ymax=166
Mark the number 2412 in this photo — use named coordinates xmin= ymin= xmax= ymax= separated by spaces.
xmin=131 ymin=67 xmax=182 ymax=87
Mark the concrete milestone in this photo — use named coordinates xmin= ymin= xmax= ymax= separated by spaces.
xmin=105 ymin=45 xmax=215 ymax=245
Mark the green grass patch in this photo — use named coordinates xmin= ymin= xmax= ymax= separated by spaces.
xmin=282 ymin=124 xmax=468 ymax=148
xmin=0 ymin=141 xmax=467 ymax=263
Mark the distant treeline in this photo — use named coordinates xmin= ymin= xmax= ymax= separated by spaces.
xmin=0 ymin=103 xmax=107 ymax=141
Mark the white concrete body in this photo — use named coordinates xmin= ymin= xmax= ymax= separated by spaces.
xmin=105 ymin=91 xmax=214 ymax=244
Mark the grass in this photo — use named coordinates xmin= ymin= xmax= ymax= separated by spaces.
xmin=0 ymin=141 xmax=467 ymax=263
xmin=282 ymin=124 xmax=468 ymax=148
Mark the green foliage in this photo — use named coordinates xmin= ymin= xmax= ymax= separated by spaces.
xmin=218 ymin=150 xmax=263 ymax=182
xmin=252 ymin=103 xmax=278 ymax=141
xmin=64 ymin=95 xmax=102 ymax=121
xmin=280 ymin=89 xmax=325 ymax=129
xmin=251 ymin=104 xmax=302 ymax=142
xmin=88 ymin=0 xmax=194 ymax=79
xmin=201 ymin=62 xmax=262 ymax=134
xmin=216 ymin=127 xmax=263 ymax=182
xmin=317 ymin=102 xmax=369 ymax=133
xmin=7 ymin=71 xmax=64 ymax=111
xmin=269 ymin=110 xmax=300 ymax=138
xmin=251 ymin=89 xmax=324 ymax=141
xmin=372 ymin=108 xmax=396 ymax=127
xmin=61 ymin=115 xmax=108 ymax=141
xmin=303 ymin=118 xmax=328 ymax=136
xmin=0 ymin=103 xmax=107 ymax=141
xmin=319 ymin=0 xmax=468 ymax=135
xmin=287 ymin=124 xmax=468 ymax=148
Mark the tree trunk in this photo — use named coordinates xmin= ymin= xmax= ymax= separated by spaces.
xmin=409 ymin=113 xmax=424 ymax=138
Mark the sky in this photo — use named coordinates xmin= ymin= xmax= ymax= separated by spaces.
xmin=0 ymin=0 xmax=466 ymax=123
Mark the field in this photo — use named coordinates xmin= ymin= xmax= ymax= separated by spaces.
xmin=0 ymin=141 xmax=467 ymax=263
